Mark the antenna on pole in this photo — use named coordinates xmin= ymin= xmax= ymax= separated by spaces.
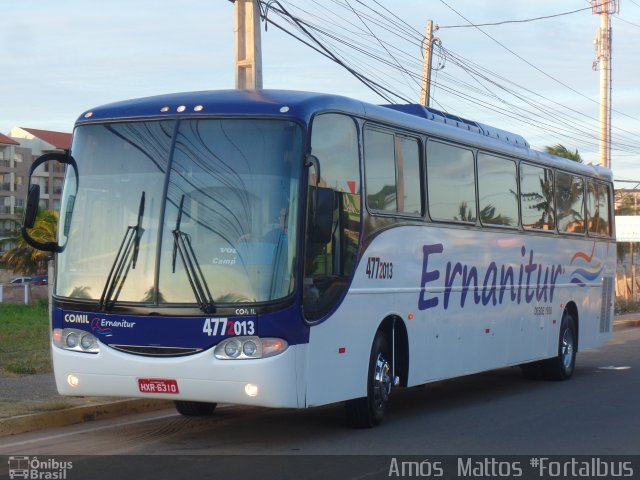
xmin=234 ymin=0 xmax=263 ymax=89
xmin=592 ymin=0 xmax=618 ymax=169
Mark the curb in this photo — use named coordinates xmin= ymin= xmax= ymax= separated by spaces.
xmin=614 ymin=319 xmax=640 ymax=329
xmin=0 ymin=399 xmax=173 ymax=438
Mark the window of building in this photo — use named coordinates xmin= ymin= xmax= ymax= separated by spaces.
xmin=477 ymin=153 xmax=518 ymax=227
xmin=427 ymin=140 xmax=476 ymax=223
xmin=556 ymin=172 xmax=585 ymax=234
xmin=53 ymin=178 xmax=63 ymax=195
xmin=520 ymin=163 xmax=555 ymax=231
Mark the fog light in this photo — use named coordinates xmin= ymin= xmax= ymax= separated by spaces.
xmin=245 ymin=383 xmax=259 ymax=397
xmin=67 ymin=374 xmax=79 ymax=387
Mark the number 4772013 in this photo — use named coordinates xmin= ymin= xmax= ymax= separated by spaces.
xmin=365 ymin=256 xmax=393 ymax=280
xmin=203 ymin=318 xmax=255 ymax=336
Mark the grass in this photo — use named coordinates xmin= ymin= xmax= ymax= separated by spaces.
xmin=0 ymin=300 xmax=51 ymax=375
xmin=0 ymin=399 xmax=75 ymax=419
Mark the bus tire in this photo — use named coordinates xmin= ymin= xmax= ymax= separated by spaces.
xmin=345 ymin=331 xmax=392 ymax=428
xmin=543 ymin=312 xmax=577 ymax=381
xmin=174 ymin=400 xmax=217 ymax=416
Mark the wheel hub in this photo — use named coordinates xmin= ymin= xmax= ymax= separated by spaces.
xmin=562 ymin=328 xmax=575 ymax=371
xmin=373 ymin=353 xmax=392 ymax=407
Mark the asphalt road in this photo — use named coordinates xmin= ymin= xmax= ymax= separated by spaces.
xmin=1 ymin=326 xmax=638 ymax=479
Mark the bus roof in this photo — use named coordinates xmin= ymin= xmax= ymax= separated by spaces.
xmin=77 ymin=89 xmax=612 ymax=182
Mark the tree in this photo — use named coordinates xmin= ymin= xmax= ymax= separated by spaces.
xmin=544 ymin=144 xmax=583 ymax=163
xmin=0 ymin=209 xmax=58 ymax=275
xmin=615 ymin=193 xmax=638 ymax=216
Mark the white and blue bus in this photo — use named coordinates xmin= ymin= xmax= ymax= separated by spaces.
xmin=23 ymin=90 xmax=615 ymax=427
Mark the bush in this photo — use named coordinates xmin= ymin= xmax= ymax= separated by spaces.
xmin=614 ymin=300 xmax=640 ymax=315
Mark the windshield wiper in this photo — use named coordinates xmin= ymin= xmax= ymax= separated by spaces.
xmin=99 ymin=192 xmax=145 ymax=311
xmin=172 ymin=195 xmax=216 ymax=314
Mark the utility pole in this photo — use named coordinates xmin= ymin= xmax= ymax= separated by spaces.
xmin=234 ymin=0 xmax=263 ymax=89
xmin=592 ymin=0 xmax=618 ymax=169
xmin=420 ymin=19 xmax=434 ymax=107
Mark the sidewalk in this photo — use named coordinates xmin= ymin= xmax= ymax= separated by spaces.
xmin=0 ymin=373 xmax=172 ymax=437
xmin=1 ymin=314 xmax=640 ymax=438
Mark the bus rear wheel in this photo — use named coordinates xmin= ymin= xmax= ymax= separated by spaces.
xmin=174 ymin=400 xmax=217 ymax=416
xmin=543 ymin=312 xmax=577 ymax=380
xmin=345 ymin=331 xmax=392 ymax=428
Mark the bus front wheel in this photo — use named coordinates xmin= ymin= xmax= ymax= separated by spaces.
xmin=174 ymin=400 xmax=217 ymax=416
xmin=345 ymin=331 xmax=392 ymax=428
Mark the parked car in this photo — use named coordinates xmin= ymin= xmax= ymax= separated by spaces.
xmin=31 ymin=275 xmax=48 ymax=285
xmin=9 ymin=277 xmax=32 ymax=284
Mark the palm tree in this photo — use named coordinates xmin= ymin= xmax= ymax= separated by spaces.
xmin=0 ymin=209 xmax=58 ymax=275
xmin=545 ymin=144 xmax=583 ymax=163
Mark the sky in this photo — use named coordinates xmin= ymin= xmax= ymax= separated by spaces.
xmin=2 ymin=0 xmax=639 ymax=184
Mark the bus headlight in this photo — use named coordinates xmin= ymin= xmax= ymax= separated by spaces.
xmin=53 ymin=328 xmax=100 ymax=354
xmin=224 ymin=339 xmax=242 ymax=358
xmin=214 ymin=336 xmax=288 ymax=360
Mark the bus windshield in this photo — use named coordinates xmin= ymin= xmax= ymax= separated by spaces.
xmin=56 ymin=119 xmax=303 ymax=306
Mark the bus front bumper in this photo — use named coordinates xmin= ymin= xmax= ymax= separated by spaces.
xmin=52 ymin=341 xmax=306 ymax=408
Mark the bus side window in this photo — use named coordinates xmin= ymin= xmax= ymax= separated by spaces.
xmin=597 ymin=182 xmax=612 ymax=236
xmin=587 ymin=180 xmax=612 ymax=237
xmin=426 ymin=140 xmax=476 ymax=223
xmin=520 ymin=163 xmax=555 ymax=231
xmin=477 ymin=153 xmax=518 ymax=228
xmin=364 ymin=129 xmax=422 ymax=216
xmin=556 ymin=172 xmax=585 ymax=234
xmin=304 ymin=114 xmax=361 ymax=321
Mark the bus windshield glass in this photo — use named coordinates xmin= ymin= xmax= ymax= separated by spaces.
xmin=56 ymin=119 xmax=303 ymax=305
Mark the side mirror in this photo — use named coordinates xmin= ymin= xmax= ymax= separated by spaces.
xmin=21 ymin=151 xmax=78 ymax=253
xmin=23 ymin=185 xmax=41 ymax=229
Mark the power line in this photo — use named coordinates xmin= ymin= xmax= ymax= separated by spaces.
xmin=260 ymin=1 xmax=412 ymax=103
xmin=614 ymin=16 xmax=640 ymax=28
xmin=256 ymin=0 xmax=640 ymax=158
xmin=437 ymin=3 xmax=601 ymax=29
xmin=438 ymin=0 xmax=640 ymax=125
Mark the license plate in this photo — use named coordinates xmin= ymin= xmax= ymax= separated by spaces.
xmin=138 ymin=378 xmax=179 ymax=394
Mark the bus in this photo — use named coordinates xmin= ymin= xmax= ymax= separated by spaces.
xmin=22 ymin=90 xmax=615 ymax=428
